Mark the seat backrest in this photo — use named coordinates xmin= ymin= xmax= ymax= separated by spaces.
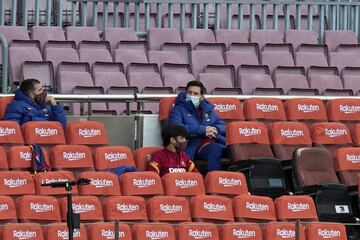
xmin=44 ymin=43 xmax=79 ymax=72
xmin=79 ymin=48 xmax=113 ymax=66
xmin=43 ymin=223 xmax=87 ymax=240
xmin=284 ymin=30 xmax=318 ymax=50
xmin=120 ymin=171 xmax=164 ymax=196
xmin=334 ymin=147 xmax=360 ymax=187
xmin=66 ymin=121 xmax=109 ymax=146
xmin=148 ymin=28 xmax=182 ymax=50
xmin=77 ymin=171 xmax=121 ymax=196
xmin=66 ymin=26 xmax=100 ymax=46
xmin=104 ymin=27 xmax=138 ymax=51
xmin=0 ymin=26 xmax=29 ymax=43
xmin=207 ymin=98 xmax=244 ymax=122
xmin=22 ymin=121 xmax=66 ymax=145
xmin=244 ymin=98 xmax=287 ymax=122
xmin=191 ymin=50 xmax=224 ymax=78
xmin=0 ymin=171 xmax=35 ymax=196
xmin=305 ymin=223 xmax=347 ymax=240
xmin=87 ymin=222 xmax=132 ymax=240
xmin=59 ymin=196 xmax=104 ymax=222
xmin=205 ymin=171 xmax=248 ymax=196
xmin=325 ymin=30 xmax=358 ymax=52
xmin=0 ymin=96 xmax=14 ymax=120
xmin=162 ymin=172 xmax=205 ymax=196
xmin=132 ymin=223 xmax=176 ymax=240
xmin=147 ymin=196 xmax=191 ymax=222
xmin=329 ymin=52 xmax=360 ymax=72
xmin=31 ymin=26 xmax=66 ymax=48
xmin=352 ymin=123 xmax=360 ymax=146
xmin=176 ymin=222 xmax=219 ymax=240
xmin=250 ymin=30 xmax=283 ymax=50
xmin=3 ymin=223 xmax=44 ymax=240
xmin=275 ymin=195 xmax=318 ymax=222
xmin=182 ymin=28 xmax=215 ymax=49
xmin=220 ymin=222 xmax=262 ymax=240
xmin=0 ymin=146 xmax=8 ymax=170
xmin=103 ymin=196 xmax=147 ymax=222
xmin=285 ymin=98 xmax=327 ymax=122
xmin=0 ymin=121 xmax=24 ymax=144
xmin=326 ymin=98 xmax=360 ymax=123
xmin=148 ymin=50 xmax=183 ymax=66
xmin=0 ymin=196 xmax=17 ymax=223
xmin=34 ymin=171 xmax=77 ymax=196
xmin=94 ymin=146 xmax=135 ymax=170
xmin=233 ymin=194 xmax=276 ymax=222
xmin=262 ymin=223 xmax=305 ymax=240
xmin=134 ymin=146 xmax=163 ymax=170
xmin=214 ymin=29 xmax=248 ymax=48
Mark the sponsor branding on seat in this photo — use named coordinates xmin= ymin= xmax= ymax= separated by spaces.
xmin=116 ymin=204 xmax=140 ymax=213
xmin=232 ymin=229 xmax=256 ymax=238
xmin=256 ymin=103 xmax=279 ymax=112
xmin=203 ymin=202 xmax=226 ymax=212
xmin=218 ymin=177 xmax=241 ymax=187
xmin=169 ymin=168 xmax=186 ymax=173
xmin=145 ymin=230 xmax=169 ymax=239
xmin=214 ymin=104 xmax=237 ymax=113
xmin=245 ymin=202 xmax=269 ymax=212
xmin=324 ymin=128 xmax=347 ymax=138
xmin=13 ymin=230 xmax=37 ymax=239
xmin=41 ymin=178 xmax=69 ymax=185
xmin=104 ymin=152 xmax=128 ymax=162
xmin=346 ymin=154 xmax=360 ymax=163
xmin=175 ymin=179 xmax=198 ymax=189
xmin=90 ymin=178 xmax=113 ymax=188
xmin=339 ymin=105 xmax=360 ymax=114
xmin=72 ymin=203 xmax=96 ymax=213
xmin=30 ymin=203 xmax=54 ymax=213
xmin=188 ymin=229 xmax=212 ymax=239
xmin=287 ymin=202 xmax=310 ymax=212
xmin=35 ymin=128 xmax=58 ymax=137
xmin=239 ymin=128 xmax=262 ymax=137
xmin=0 ymin=127 xmax=16 ymax=137
xmin=297 ymin=104 xmax=320 ymax=113
xmin=19 ymin=151 xmax=32 ymax=161
xmin=318 ymin=229 xmax=341 ymax=238
xmin=277 ymin=228 xmax=295 ymax=239
xmin=63 ymin=152 xmax=86 ymax=161
xmin=0 ymin=204 xmax=8 ymax=211
xmin=3 ymin=178 xmax=27 ymax=188
xmin=58 ymin=229 xmax=81 ymax=239
xmin=160 ymin=204 xmax=183 ymax=214
xmin=133 ymin=178 xmax=156 ymax=188
xmin=281 ymin=129 xmax=304 ymax=138
xmin=78 ymin=129 xmax=101 ymax=138
xmin=101 ymin=229 xmax=125 ymax=239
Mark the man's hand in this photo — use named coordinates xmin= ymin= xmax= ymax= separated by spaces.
xmin=206 ymin=126 xmax=218 ymax=138
xmin=46 ymin=95 xmax=57 ymax=106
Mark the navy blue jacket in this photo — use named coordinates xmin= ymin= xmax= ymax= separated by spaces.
xmin=5 ymin=89 xmax=67 ymax=129
xmin=168 ymin=91 xmax=226 ymax=160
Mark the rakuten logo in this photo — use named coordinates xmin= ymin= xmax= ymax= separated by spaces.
xmin=256 ymin=103 xmax=279 ymax=112
xmin=4 ymin=178 xmax=27 ymax=188
xmin=218 ymin=177 xmax=241 ymax=187
xmin=30 ymin=203 xmax=54 ymax=213
xmin=188 ymin=229 xmax=212 ymax=239
xmin=277 ymin=229 xmax=295 ymax=239
xmin=297 ymin=104 xmax=320 ymax=113
xmin=90 ymin=178 xmax=113 ymax=188
xmin=78 ymin=129 xmax=101 ymax=138
xmin=101 ymin=229 xmax=125 ymax=239
xmin=57 ymin=229 xmax=80 ymax=239
xmin=339 ymin=105 xmax=360 ymax=114
xmin=324 ymin=128 xmax=347 ymax=138
xmin=175 ymin=179 xmax=198 ymax=189
xmin=133 ymin=178 xmax=155 ymax=188
xmin=245 ymin=202 xmax=269 ymax=212
xmin=104 ymin=152 xmax=127 ymax=162
xmin=116 ymin=204 xmax=139 ymax=213
xmin=280 ymin=129 xmax=304 ymax=138
xmin=146 ymin=230 xmax=169 ymax=240
xmin=233 ymin=229 xmax=256 ymax=238
xmin=35 ymin=128 xmax=58 ymax=137
xmin=318 ymin=229 xmax=341 ymax=239
xmin=19 ymin=151 xmax=32 ymax=161
xmin=287 ymin=203 xmax=310 ymax=212
xmin=214 ymin=104 xmax=237 ymax=113
xmin=239 ymin=127 xmax=262 ymax=137
xmin=0 ymin=204 xmax=8 ymax=211
xmin=0 ymin=127 xmax=16 ymax=136
xmin=63 ymin=152 xmax=86 ymax=161
xmin=203 ymin=202 xmax=226 ymax=212
xmin=13 ymin=230 xmax=37 ymax=239
xmin=160 ymin=204 xmax=183 ymax=214
xmin=346 ymin=154 xmax=360 ymax=163
xmin=72 ymin=203 xmax=95 ymax=213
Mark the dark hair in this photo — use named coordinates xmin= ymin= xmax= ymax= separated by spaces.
xmin=161 ymin=125 xmax=188 ymax=146
xmin=186 ymin=80 xmax=205 ymax=95
xmin=20 ymin=79 xmax=40 ymax=96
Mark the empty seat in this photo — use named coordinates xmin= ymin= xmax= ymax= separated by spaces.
xmin=94 ymin=146 xmax=135 ymax=171
xmin=0 ymin=171 xmax=35 ymax=196
xmin=176 ymin=222 xmax=219 ymax=240
xmin=147 ymin=196 xmax=191 ymax=223
xmin=78 ymin=41 xmax=113 ymax=66
xmin=2 ymin=223 xmax=44 ymax=240
xmin=262 ymin=222 xmax=305 ymax=240
xmin=147 ymin=28 xmax=182 ymax=50
xmin=0 ymin=96 xmax=15 ymax=120
xmin=305 ymin=223 xmax=347 ymax=240
xmin=225 ymin=43 xmax=260 ymax=70
xmin=77 ymin=171 xmax=121 ymax=196
xmin=341 ymin=67 xmax=360 ymax=94
xmin=87 ymin=222 xmax=132 ymax=240
xmin=92 ymin=62 xmax=128 ymax=91
xmin=66 ymin=121 xmax=109 ymax=146
xmin=205 ymin=171 xmax=248 ymax=197
xmin=191 ymin=50 xmax=225 ymax=79
xmin=285 ymin=98 xmax=327 ymax=123
xmin=334 ymin=147 xmax=360 ymax=187
xmin=352 ymin=123 xmax=360 ymax=146
xmin=132 ymin=223 xmax=176 ymax=240
xmin=22 ymin=61 xmax=55 ymax=92
xmin=59 ymin=196 xmax=104 ymax=222
xmin=0 ymin=146 xmax=8 ymax=170
xmin=134 ymin=146 xmax=163 ymax=170
xmin=148 ymin=50 xmax=183 ymax=67
xmin=161 ymin=63 xmax=195 ymax=90
xmin=327 ymin=98 xmax=360 ymax=131
xmin=31 ymin=26 xmax=66 ymax=49
xmin=284 ymin=30 xmax=318 ymax=50
xmin=162 ymin=172 xmax=205 ymax=196
xmin=329 ymin=52 xmax=360 ymax=72
xmin=214 ymin=29 xmax=249 ymax=48
xmin=307 ymin=66 xmax=347 ymax=95
xmin=233 ymin=194 xmax=276 ymax=222
xmin=43 ymin=223 xmax=87 ymax=240
xmin=22 ymin=121 xmax=66 ymax=145
xmin=34 ymin=171 xmax=77 ymax=196
xmin=238 ymin=65 xmax=277 ymax=95
xmin=49 ymin=145 xmax=94 ymax=171
xmin=0 ymin=26 xmax=29 ymax=43
xmin=190 ymin=195 xmax=234 ymax=223
xmin=120 ymin=171 xmax=164 ymax=196
xmin=250 ymin=30 xmax=283 ymax=50
xmin=16 ymin=195 xmax=61 ymax=223
xmin=162 ymin=42 xmax=192 ymax=64
xmin=104 ymin=27 xmax=138 ymax=51
xmin=0 ymin=196 xmax=17 ymax=224
xmin=226 ymin=121 xmax=274 ymax=161
xmin=44 ymin=41 xmax=79 ymax=73
xmin=207 ymin=98 xmax=244 ymax=122
xmin=273 ymin=66 xmax=311 ymax=94
xmin=182 ymin=28 xmax=216 ymax=49
xmin=103 ymin=196 xmax=147 ymax=222
xmin=244 ymin=98 xmax=287 ymax=123
xmin=295 ymin=44 xmax=329 ymax=70
xmin=219 ymin=222 xmax=262 ymax=240
xmin=0 ymin=121 xmax=24 ymax=145
xmin=269 ymin=121 xmax=312 ymax=161
xmin=114 ymin=48 xmax=148 ymax=68
xmin=261 ymin=44 xmax=295 ymax=73
xmin=275 ymin=195 xmax=318 ymax=222
xmin=65 ymin=26 xmax=100 ymax=46
xmin=325 ymin=30 xmax=358 ymax=52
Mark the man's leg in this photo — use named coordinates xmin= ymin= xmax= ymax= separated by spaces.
xmin=196 ymin=143 xmax=225 ymax=172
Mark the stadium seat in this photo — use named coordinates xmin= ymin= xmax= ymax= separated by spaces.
xmin=43 ymin=223 xmax=87 ymax=240
xmin=225 ymin=43 xmax=260 ymax=70
xmin=274 ymin=195 xmax=318 ymax=222
xmin=284 ymin=30 xmax=318 ymax=50
xmin=87 ymin=222 xmax=132 ymax=240
xmin=65 ymin=26 xmax=100 ymax=47
xmin=147 ymin=28 xmax=182 ymax=50
xmin=0 ymin=26 xmax=29 ymax=43
xmin=334 ymin=147 xmax=360 ymax=187
xmin=249 ymin=30 xmax=283 ymax=50
xmin=104 ymin=27 xmax=138 ymax=52
xmin=77 ymin=171 xmax=121 ymax=196
xmin=341 ymin=67 xmax=360 ymax=94
xmin=325 ymin=30 xmax=358 ymax=52
xmin=273 ymin=66 xmax=312 ymax=95
xmin=92 ymin=62 xmax=127 ymax=91
xmin=102 ymin=196 xmax=147 ymax=222
xmin=2 ymin=223 xmax=44 ymax=240
xmin=329 ymin=52 xmax=360 ymax=72
xmin=132 ymin=223 xmax=176 ymax=240
xmin=66 ymin=121 xmax=109 ymax=146
xmin=31 ymin=26 xmax=66 ymax=49
xmin=214 ymin=29 xmax=249 ymax=48
xmin=285 ymin=98 xmax=327 ymax=124
xmin=233 ymin=194 xmax=276 ymax=222
xmin=44 ymin=40 xmax=79 ymax=74
xmin=148 ymin=50 xmax=183 ymax=67
xmin=261 ymin=44 xmax=295 ymax=74
xmin=0 ymin=96 xmax=14 ymax=120
xmin=190 ymin=195 xmax=234 ymax=223
xmin=16 ymin=195 xmax=61 ymax=224
xmin=162 ymin=172 xmax=205 ymax=196
xmin=305 ymin=223 xmax=347 ymax=240
xmin=162 ymin=42 xmax=192 ymax=64
xmin=22 ymin=61 xmax=55 ymax=92
xmin=161 ymin=63 xmax=195 ymax=91
xmin=49 ymin=145 xmax=94 ymax=171
xmin=0 ymin=196 xmax=17 ymax=224
xmin=22 ymin=121 xmax=65 ymax=145
xmin=219 ymin=222 xmax=262 ymax=240
xmin=59 ymin=196 xmax=104 ymax=222
xmin=243 ymin=98 xmax=287 ymax=123
xmin=120 ymin=171 xmax=164 ymax=196
xmin=295 ymin=44 xmax=329 ymax=71
xmin=0 ymin=171 xmax=35 ymax=196
xmin=182 ymin=28 xmax=216 ymax=49
xmin=262 ymin=222 xmax=305 ymax=240
xmin=199 ymin=66 xmax=235 ymax=93
xmin=191 ymin=50 xmax=225 ymax=79
xmin=0 ymin=121 xmax=24 ymax=145
xmin=78 ymin=41 xmax=113 ymax=66
xmin=204 ymin=171 xmax=248 ymax=196
xmin=352 ymin=123 xmax=360 ymax=146
xmin=175 ymin=222 xmax=219 ymax=240
xmin=134 ymin=146 xmax=163 ymax=170
xmin=207 ymin=98 xmax=244 ymax=123
xmin=269 ymin=121 xmax=312 ymax=161
xmin=0 ymin=146 xmax=8 ymax=170
xmin=94 ymin=146 xmax=135 ymax=171
xmin=34 ymin=171 xmax=77 ymax=196
xmin=147 ymin=196 xmax=191 ymax=223
xmin=326 ymin=98 xmax=360 ymax=131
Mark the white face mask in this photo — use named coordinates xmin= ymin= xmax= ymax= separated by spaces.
xmin=186 ymin=95 xmax=200 ymax=108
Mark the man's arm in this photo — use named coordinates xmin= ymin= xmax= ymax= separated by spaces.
xmin=4 ymin=102 xmax=23 ymax=125
xmin=47 ymin=96 xmax=67 ymax=129
xmin=168 ymin=107 xmax=206 ymax=137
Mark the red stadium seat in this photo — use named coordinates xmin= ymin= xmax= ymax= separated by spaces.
xmin=204 ymin=171 xmax=248 ymax=196
xmin=226 ymin=121 xmax=274 ymax=161
xmin=190 ymin=195 xmax=234 ymax=223
xmin=352 ymin=123 xmax=360 ymax=146
xmin=334 ymin=147 xmax=360 ymax=187
xmin=285 ymin=98 xmax=327 ymax=123
xmin=219 ymin=222 xmax=262 ymax=240
xmin=0 ymin=196 xmax=17 ymax=224
xmin=94 ymin=146 xmax=135 ymax=170
xmin=233 ymin=194 xmax=276 ymax=222
xmin=8 ymin=146 xmax=49 ymax=170
xmin=77 ymin=171 xmax=121 ymax=196
xmin=103 ymin=196 xmax=147 ymax=222
xmin=159 ymin=97 xmax=176 ymax=124
xmin=66 ymin=121 xmax=109 ymax=146
xmin=175 ymin=222 xmax=219 ymax=240
xmin=326 ymin=98 xmax=360 ymax=131
xmin=147 ymin=196 xmax=191 ymax=223
xmin=244 ymin=98 xmax=287 ymax=123
xmin=305 ymin=223 xmax=347 ymax=240
xmin=2 ymin=223 xmax=44 ymax=240
xmin=22 ymin=121 xmax=66 ymax=145
xmin=274 ymin=195 xmax=318 ymax=222
xmin=0 ymin=171 xmax=35 ymax=195
xmin=0 ymin=121 xmax=24 ymax=144
xmin=262 ymin=223 xmax=305 ymax=240
xmin=43 ymin=223 xmax=87 ymax=240
xmin=0 ymin=96 xmax=14 ymax=120
xmin=120 ymin=171 xmax=164 ymax=196
xmin=49 ymin=145 xmax=94 ymax=171
xmin=134 ymin=147 xmax=162 ymax=171
xmin=87 ymin=222 xmax=132 ymax=240
xmin=162 ymin=172 xmax=205 ymax=197
xmin=132 ymin=223 xmax=176 ymax=240
xmin=59 ymin=196 xmax=104 ymax=222
xmin=16 ymin=195 xmax=61 ymax=223
xmin=0 ymin=146 xmax=8 ymax=170
xmin=34 ymin=171 xmax=77 ymax=196
xmin=207 ymin=98 xmax=244 ymax=122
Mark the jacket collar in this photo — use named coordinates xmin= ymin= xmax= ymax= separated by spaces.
xmin=175 ymin=91 xmax=214 ymax=113
xmin=14 ymin=89 xmax=38 ymax=107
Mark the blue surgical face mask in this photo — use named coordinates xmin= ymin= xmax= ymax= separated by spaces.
xmin=186 ymin=95 xmax=200 ymax=108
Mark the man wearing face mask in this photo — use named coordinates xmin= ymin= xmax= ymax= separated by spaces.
xmin=168 ymin=81 xmax=226 ymax=172
xmin=147 ymin=124 xmax=198 ymax=176
xmin=5 ymin=78 xmax=67 ymax=129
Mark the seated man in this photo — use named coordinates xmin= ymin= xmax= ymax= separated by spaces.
xmin=5 ymin=78 xmax=67 ymax=128
xmin=168 ymin=81 xmax=226 ymax=172
xmin=147 ymin=124 xmax=198 ymax=176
